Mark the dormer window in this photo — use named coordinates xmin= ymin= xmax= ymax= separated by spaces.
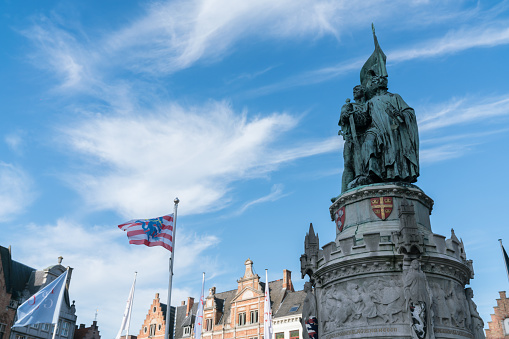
xmin=183 ymin=326 xmax=191 ymax=337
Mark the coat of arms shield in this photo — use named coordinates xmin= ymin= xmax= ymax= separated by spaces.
xmin=335 ymin=206 xmax=346 ymax=232
xmin=370 ymin=197 xmax=393 ymax=220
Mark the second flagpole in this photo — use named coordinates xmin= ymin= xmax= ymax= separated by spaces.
xmin=165 ymin=197 xmax=179 ymax=339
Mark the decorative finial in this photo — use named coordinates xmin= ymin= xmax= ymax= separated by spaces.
xmin=372 ymin=23 xmax=375 ymax=34
xmin=174 ymin=197 xmax=180 ymax=204
xmin=58 ymin=256 xmax=63 ymax=264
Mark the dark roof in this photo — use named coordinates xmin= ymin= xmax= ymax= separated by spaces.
xmin=0 ymin=245 xmax=35 ymax=299
xmin=174 ymin=303 xmax=199 ymax=338
xmin=274 ymin=290 xmax=305 ymax=318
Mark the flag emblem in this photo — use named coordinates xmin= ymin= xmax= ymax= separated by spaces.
xmin=335 ymin=207 xmax=346 ymax=232
xmin=118 ymin=214 xmax=174 ymax=252
xmin=370 ymin=197 xmax=393 ymax=220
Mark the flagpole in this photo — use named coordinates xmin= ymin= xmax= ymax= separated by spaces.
xmin=165 ymin=197 xmax=179 ymax=339
xmin=51 ymin=268 xmax=70 ymax=339
xmin=499 ymin=239 xmax=509 ymax=283
xmin=126 ymin=272 xmax=137 ymax=338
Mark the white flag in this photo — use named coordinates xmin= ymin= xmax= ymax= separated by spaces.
xmin=194 ymin=273 xmax=205 ymax=339
xmin=264 ymin=270 xmax=273 ymax=339
xmin=115 ymin=273 xmax=137 ymax=339
xmin=12 ymin=269 xmax=69 ymax=327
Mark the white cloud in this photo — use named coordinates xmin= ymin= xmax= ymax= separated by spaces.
xmin=235 ymin=184 xmax=287 ymax=215
xmin=418 ymin=94 xmax=509 ymax=132
xmin=0 ymin=163 xmax=35 ymax=220
xmin=60 ymin=101 xmax=335 ymax=218
xmin=389 ymin=22 xmax=509 ymax=63
xmin=7 ymin=219 xmax=219 ymax=339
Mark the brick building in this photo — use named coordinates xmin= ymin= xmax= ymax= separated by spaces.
xmin=174 ymin=259 xmax=305 ymax=339
xmin=74 ymin=321 xmax=100 ymax=339
xmin=486 ymin=291 xmax=509 ymax=338
xmin=138 ymin=293 xmax=175 ymax=339
xmin=0 ymin=245 xmax=77 ymax=339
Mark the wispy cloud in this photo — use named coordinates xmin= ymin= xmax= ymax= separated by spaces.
xmin=5 ymin=131 xmax=26 ymax=155
xmin=418 ymin=94 xmax=509 ymax=132
xmin=250 ymin=20 xmax=509 ymax=97
xmin=60 ymin=101 xmax=335 ymax=218
xmin=5 ymin=219 xmax=218 ymax=339
xmin=389 ymin=22 xmax=509 ymax=63
xmin=0 ymin=163 xmax=35 ymax=220
xmin=235 ymin=184 xmax=287 ymax=215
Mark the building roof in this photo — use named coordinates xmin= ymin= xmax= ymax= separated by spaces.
xmin=274 ymin=290 xmax=306 ymax=318
xmin=0 ymin=245 xmax=36 ymax=299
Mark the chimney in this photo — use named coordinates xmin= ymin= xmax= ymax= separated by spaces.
xmin=181 ymin=301 xmax=186 ymax=306
xmin=282 ymin=269 xmax=294 ymax=292
xmin=186 ymin=297 xmax=194 ymax=316
xmin=92 ymin=321 xmax=97 ymax=328
xmin=155 ymin=293 xmax=160 ymax=299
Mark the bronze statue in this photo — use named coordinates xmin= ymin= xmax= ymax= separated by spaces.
xmin=339 ymin=25 xmax=419 ymax=192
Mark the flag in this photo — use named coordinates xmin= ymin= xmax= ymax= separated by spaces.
xmin=501 ymin=240 xmax=509 ymax=282
xmin=194 ymin=273 xmax=205 ymax=339
xmin=118 ymin=214 xmax=174 ymax=252
xmin=115 ymin=273 xmax=137 ymax=339
xmin=12 ymin=269 xmax=69 ymax=327
xmin=264 ymin=270 xmax=273 ymax=339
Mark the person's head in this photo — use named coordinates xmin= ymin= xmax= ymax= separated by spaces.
xmin=353 ymin=85 xmax=365 ymax=102
xmin=410 ymin=259 xmax=420 ymax=270
xmin=304 ymin=282 xmax=312 ymax=292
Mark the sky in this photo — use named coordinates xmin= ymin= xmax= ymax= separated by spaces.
xmin=1 ymin=0 xmax=509 ymax=337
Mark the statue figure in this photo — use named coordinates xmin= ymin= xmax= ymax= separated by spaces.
xmin=403 ymin=260 xmax=434 ymax=339
xmin=302 ymin=282 xmax=318 ymax=339
xmin=465 ymin=288 xmax=486 ymax=339
xmin=339 ymin=25 xmax=419 ymax=192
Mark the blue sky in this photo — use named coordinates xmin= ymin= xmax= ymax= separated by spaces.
xmin=2 ymin=0 xmax=509 ymax=337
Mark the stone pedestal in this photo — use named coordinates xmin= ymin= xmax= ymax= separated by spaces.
xmin=301 ymin=184 xmax=484 ymax=339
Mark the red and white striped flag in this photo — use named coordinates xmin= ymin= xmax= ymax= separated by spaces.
xmin=118 ymin=214 xmax=174 ymax=252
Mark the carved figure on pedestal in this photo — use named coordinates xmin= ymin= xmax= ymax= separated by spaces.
xmin=302 ymin=282 xmax=318 ymax=339
xmin=465 ymin=288 xmax=485 ymax=339
xmin=403 ymin=260 xmax=434 ymax=339
xmin=431 ymin=282 xmax=450 ymax=326
xmin=380 ymin=278 xmax=406 ymax=323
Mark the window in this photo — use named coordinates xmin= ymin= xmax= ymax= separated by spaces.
xmin=149 ymin=324 xmax=156 ymax=336
xmin=250 ymin=310 xmax=258 ymax=324
xmin=42 ymin=324 xmax=51 ymax=332
xmin=0 ymin=323 xmax=6 ymax=339
xmin=289 ymin=305 xmax=300 ymax=313
xmin=15 ymin=335 xmax=26 ymax=339
xmin=289 ymin=330 xmax=299 ymax=339
xmin=504 ymin=318 xmax=509 ymax=335
xmin=183 ymin=326 xmax=191 ymax=336
xmin=61 ymin=322 xmax=70 ymax=337
xmin=205 ymin=319 xmax=213 ymax=331
xmin=144 ymin=327 xmax=148 ymax=334
xmin=238 ymin=312 xmax=246 ymax=326
xmin=30 ymin=324 xmax=38 ymax=329
xmin=275 ymin=333 xmax=284 ymax=339
xmin=153 ymin=307 xmax=157 ymax=312
xmin=158 ymin=324 xmax=162 ymax=331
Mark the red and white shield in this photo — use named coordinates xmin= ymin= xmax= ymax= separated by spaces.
xmin=335 ymin=206 xmax=346 ymax=232
xmin=370 ymin=197 xmax=393 ymax=220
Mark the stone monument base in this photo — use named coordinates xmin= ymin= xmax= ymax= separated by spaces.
xmin=301 ymin=184 xmax=484 ymax=339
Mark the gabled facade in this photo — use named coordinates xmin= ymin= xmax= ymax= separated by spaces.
xmin=486 ymin=291 xmax=509 ymax=338
xmin=0 ymin=246 xmax=77 ymax=339
xmin=174 ymin=259 xmax=304 ymax=339
xmin=138 ymin=293 xmax=175 ymax=339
